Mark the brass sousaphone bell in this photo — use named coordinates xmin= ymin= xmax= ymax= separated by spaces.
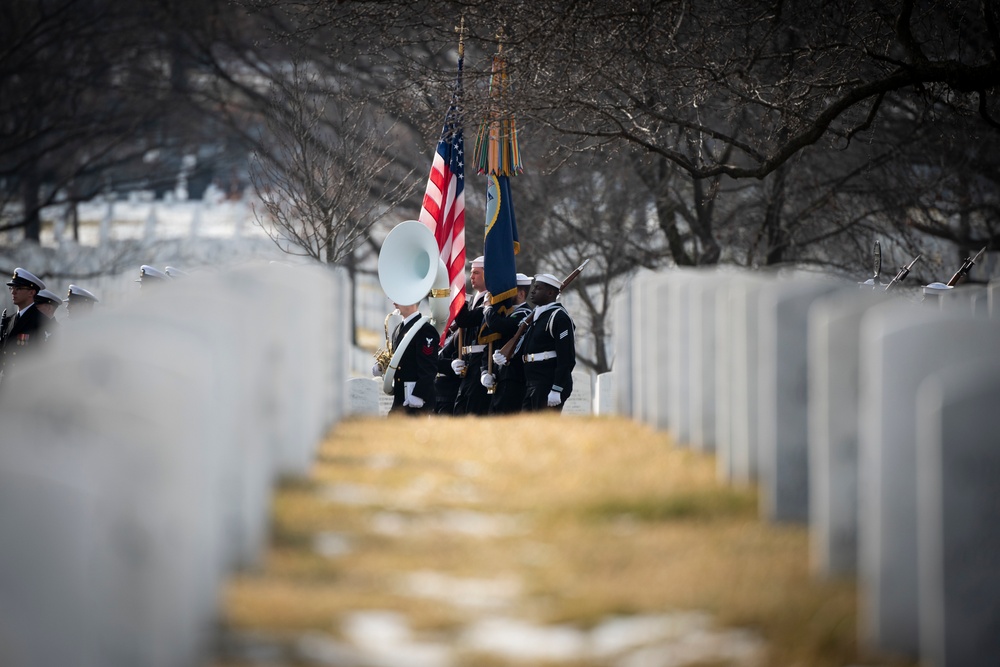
xmin=375 ymin=220 xmax=451 ymax=395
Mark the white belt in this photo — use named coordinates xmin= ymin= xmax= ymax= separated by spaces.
xmin=522 ymin=351 xmax=557 ymax=363
xmin=462 ymin=344 xmax=486 ymax=354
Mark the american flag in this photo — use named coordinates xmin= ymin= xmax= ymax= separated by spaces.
xmin=419 ymin=57 xmax=466 ymax=339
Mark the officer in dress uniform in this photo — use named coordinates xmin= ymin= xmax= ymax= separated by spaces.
xmin=514 ymin=273 xmax=576 ymax=412
xmin=1 ymin=268 xmax=47 ymax=386
xmin=387 ymin=301 xmax=439 ymax=416
xmin=33 ymin=289 xmax=63 ymax=342
xmin=450 ymin=256 xmax=491 ymax=415
xmin=64 ymin=284 xmax=100 ymax=318
xmin=480 ymin=272 xmax=533 ymax=415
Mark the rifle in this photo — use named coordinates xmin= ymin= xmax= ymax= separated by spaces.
xmin=0 ymin=308 xmax=10 ymax=349
xmin=497 ymin=258 xmax=590 ymax=362
xmin=945 ymin=246 xmax=987 ymax=287
xmin=872 ymin=240 xmax=882 ymax=287
xmin=883 ymin=255 xmax=921 ymax=293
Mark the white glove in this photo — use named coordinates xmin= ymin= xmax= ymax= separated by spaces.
xmin=493 ymin=350 xmax=508 ymax=367
xmin=547 ymin=390 xmax=562 ymax=407
xmin=480 ymin=372 xmax=495 ymax=388
xmin=372 ymin=363 xmax=382 ymax=377
xmin=451 ymin=359 xmax=467 ymax=375
xmin=404 ymin=395 xmax=425 ymax=409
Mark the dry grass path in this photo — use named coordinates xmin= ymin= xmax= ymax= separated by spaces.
xmin=214 ymin=415 xmax=916 ymax=667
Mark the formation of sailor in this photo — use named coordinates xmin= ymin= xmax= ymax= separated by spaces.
xmin=370 ymin=239 xmax=579 ymax=417
xmin=431 ymin=263 xmax=577 ymax=416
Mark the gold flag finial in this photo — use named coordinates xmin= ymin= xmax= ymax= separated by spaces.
xmin=456 ymin=16 xmax=466 ymax=58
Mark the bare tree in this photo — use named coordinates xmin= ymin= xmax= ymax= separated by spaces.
xmin=248 ymin=63 xmax=418 ymax=264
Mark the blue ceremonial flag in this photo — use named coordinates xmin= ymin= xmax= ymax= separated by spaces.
xmin=474 ymin=48 xmax=522 ymax=314
xmin=483 ymin=174 xmax=519 ymax=305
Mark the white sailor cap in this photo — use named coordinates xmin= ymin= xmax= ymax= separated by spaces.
xmin=136 ymin=265 xmax=171 ymax=282
xmin=470 ymin=256 xmax=485 ymax=269
xmin=533 ymin=273 xmax=562 ymax=290
xmin=516 ymin=272 xmax=532 ymax=286
xmin=164 ymin=266 xmax=189 ymax=278
xmin=923 ymin=281 xmax=953 ymax=296
xmin=6 ymin=268 xmax=45 ymax=291
xmin=65 ymin=284 xmax=99 ymax=303
xmin=34 ymin=289 xmax=62 ymax=307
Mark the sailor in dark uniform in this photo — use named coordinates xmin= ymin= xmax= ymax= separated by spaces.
xmin=434 ymin=324 xmax=462 ymax=414
xmin=387 ymin=301 xmax=439 ymax=416
xmin=1 ymin=268 xmax=47 ymax=386
xmin=450 ymin=255 xmax=491 ymax=415
xmin=481 ymin=272 xmax=533 ymax=415
xmin=33 ymin=289 xmax=63 ymax=343
xmin=515 ymin=273 xmax=576 ymax=412
xmin=64 ymin=284 xmax=100 ymax=318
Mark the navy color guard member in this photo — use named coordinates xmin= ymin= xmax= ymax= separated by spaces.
xmin=434 ymin=324 xmax=462 ymax=414
xmin=481 ymin=272 xmax=533 ymax=415
xmin=450 ymin=256 xmax=491 ymax=415
xmin=515 ymin=273 xmax=576 ymax=412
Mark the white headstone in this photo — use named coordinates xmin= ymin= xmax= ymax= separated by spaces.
xmin=689 ymin=271 xmax=725 ymax=452
xmin=858 ymin=308 xmax=1000 ymax=656
xmin=348 ymin=377 xmax=382 ymax=416
xmin=758 ymin=278 xmax=845 ymax=522
xmin=666 ymin=271 xmax=693 ymax=444
xmin=594 ymin=371 xmax=616 ymax=415
xmin=563 ymin=371 xmax=593 ymax=415
xmin=807 ymin=290 xmax=890 ymax=577
xmin=728 ymin=275 xmax=771 ymax=485
xmin=916 ymin=361 xmax=1000 ymax=667
xmin=611 ymin=288 xmax=633 ymax=417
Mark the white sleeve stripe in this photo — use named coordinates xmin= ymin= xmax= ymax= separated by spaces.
xmin=559 ymin=330 xmax=569 ymax=339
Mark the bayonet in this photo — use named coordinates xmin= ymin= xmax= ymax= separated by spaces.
xmin=883 ymin=255 xmax=922 ymax=292
xmin=946 ymin=246 xmax=988 ymax=287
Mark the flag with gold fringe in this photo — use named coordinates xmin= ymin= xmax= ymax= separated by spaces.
xmin=474 ymin=45 xmax=521 ymax=312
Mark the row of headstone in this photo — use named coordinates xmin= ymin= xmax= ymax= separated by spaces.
xmin=611 ymin=268 xmax=1000 ymax=667
xmin=0 ymin=261 xmax=349 ymax=667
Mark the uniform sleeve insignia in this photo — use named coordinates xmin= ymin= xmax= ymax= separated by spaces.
xmin=422 ymin=337 xmax=435 ymax=355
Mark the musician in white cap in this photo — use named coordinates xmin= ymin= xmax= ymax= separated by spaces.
xmin=480 ymin=272 xmax=533 ymax=415
xmin=1 ymin=268 xmax=47 ymax=384
xmin=450 ymin=255 xmax=491 ymax=415
xmin=64 ymin=284 xmax=99 ymax=318
xmin=386 ymin=300 xmax=439 ymax=416
xmin=516 ymin=273 xmax=576 ymax=412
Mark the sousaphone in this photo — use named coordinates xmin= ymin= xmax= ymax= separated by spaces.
xmin=376 ymin=220 xmax=451 ymax=394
